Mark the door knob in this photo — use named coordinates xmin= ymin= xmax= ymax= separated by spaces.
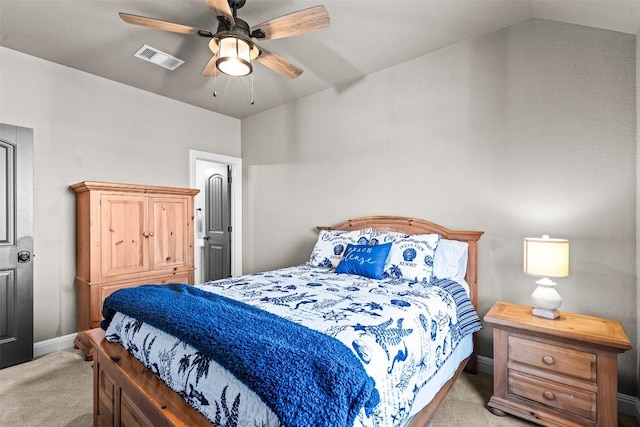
xmin=18 ymin=251 xmax=31 ymax=263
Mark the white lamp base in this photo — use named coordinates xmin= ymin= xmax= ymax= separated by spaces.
xmin=532 ymin=307 xmax=560 ymax=319
xmin=531 ymin=277 xmax=562 ymax=320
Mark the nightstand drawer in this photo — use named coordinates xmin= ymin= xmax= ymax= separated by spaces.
xmin=509 ymin=336 xmax=596 ymax=382
xmin=509 ymin=370 xmax=597 ymax=422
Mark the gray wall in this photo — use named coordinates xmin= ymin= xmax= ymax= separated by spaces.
xmin=0 ymin=46 xmax=241 ymax=343
xmin=241 ymin=19 xmax=638 ymax=395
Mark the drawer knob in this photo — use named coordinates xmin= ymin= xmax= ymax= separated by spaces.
xmin=542 ymin=355 xmax=555 ymax=365
xmin=543 ymin=391 xmax=556 ymax=401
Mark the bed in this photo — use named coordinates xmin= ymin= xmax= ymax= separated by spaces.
xmin=86 ymin=215 xmax=483 ymax=427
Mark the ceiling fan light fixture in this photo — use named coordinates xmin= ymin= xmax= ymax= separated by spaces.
xmin=215 ymin=36 xmax=257 ymax=77
xmin=120 ymin=2 xmax=330 ymax=80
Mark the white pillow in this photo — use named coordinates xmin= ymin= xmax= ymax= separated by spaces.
xmin=374 ymin=232 xmax=441 ymax=283
xmin=309 ymin=228 xmax=373 ymax=269
xmin=433 ymin=239 xmax=468 ymax=282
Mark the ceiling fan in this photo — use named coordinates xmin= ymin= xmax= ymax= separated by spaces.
xmin=119 ymin=0 xmax=329 ymax=79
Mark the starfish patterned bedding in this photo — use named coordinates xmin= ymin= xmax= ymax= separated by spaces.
xmin=102 ymin=264 xmax=482 ymax=427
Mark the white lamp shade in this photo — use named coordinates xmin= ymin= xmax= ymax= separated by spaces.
xmin=523 ymin=236 xmax=569 ymax=278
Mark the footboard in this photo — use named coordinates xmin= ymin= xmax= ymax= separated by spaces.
xmin=87 ymin=328 xmax=469 ymax=427
xmin=86 ymin=328 xmax=212 ymax=427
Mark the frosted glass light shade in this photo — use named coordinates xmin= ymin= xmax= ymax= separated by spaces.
xmin=216 ymin=37 xmax=253 ymax=77
xmin=209 ymin=36 xmax=259 ymax=77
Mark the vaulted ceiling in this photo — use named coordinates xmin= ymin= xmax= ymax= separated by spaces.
xmin=1 ymin=1 xmax=639 ymax=119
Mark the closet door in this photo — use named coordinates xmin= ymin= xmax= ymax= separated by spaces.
xmin=100 ymin=194 xmax=149 ymax=278
xmin=148 ymin=196 xmax=189 ymax=272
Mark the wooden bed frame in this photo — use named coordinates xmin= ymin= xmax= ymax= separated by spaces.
xmin=86 ymin=216 xmax=483 ymax=427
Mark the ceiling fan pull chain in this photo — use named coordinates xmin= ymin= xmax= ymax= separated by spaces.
xmin=250 ymin=73 xmax=254 ymax=105
xmin=213 ymin=69 xmax=218 ymax=98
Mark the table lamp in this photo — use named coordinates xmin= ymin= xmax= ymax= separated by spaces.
xmin=523 ymin=235 xmax=569 ymax=319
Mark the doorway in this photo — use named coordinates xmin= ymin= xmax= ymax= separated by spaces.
xmin=203 ymin=163 xmax=231 ymax=280
xmin=189 ymin=150 xmax=242 ymax=284
xmin=0 ymin=123 xmax=33 ymax=368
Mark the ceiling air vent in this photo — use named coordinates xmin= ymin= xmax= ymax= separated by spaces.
xmin=133 ymin=45 xmax=184 ymax=71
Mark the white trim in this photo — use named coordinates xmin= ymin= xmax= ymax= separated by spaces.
xmin=33 ymin=333 xmax=77 ymax=358
xmin=477 ymin=354 xmax=493 ymax=375
xmin=477 ymin=355 xmax=639 ymax=421
xmin=618 ymin=392 xmax=640 ymax=421
xmin=189 ymin=149 xmax=242 ymax=282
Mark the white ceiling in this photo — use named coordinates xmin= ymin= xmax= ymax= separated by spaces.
xmin=1 ymin=0 xmax=639 ymax=119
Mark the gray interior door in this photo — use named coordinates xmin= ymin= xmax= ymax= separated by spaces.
xmin=0 ymin=124 xmax=33 ymax=368
xmin=204 ymin=165 xmax=231 ymax=281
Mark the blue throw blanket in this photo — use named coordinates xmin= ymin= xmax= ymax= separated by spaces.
xmin=101 ymin=283 xmax=379 ymax=427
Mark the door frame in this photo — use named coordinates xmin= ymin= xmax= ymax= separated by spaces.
xmin=189 ymin=150 xmax=242 ymax=283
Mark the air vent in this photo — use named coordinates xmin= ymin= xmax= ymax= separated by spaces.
xmin=133 ymin=45 xmax=184 ymax=71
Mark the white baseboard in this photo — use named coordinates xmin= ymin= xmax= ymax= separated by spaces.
xmin=477 ymin=355 xmax=639 ymax=421
xmin=618 ymin=392 xmax=640 ymax=422
xmin=477 ymin=354 xmax=494 ymax=375
xmin=33 ymin=332 xmax=77 ymax=358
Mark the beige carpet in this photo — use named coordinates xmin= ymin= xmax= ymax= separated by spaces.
xmin=0 ymin=348 xmax=93 ymax=427
xmin=0 ymin=349 xmax=637 ymax=427
xmin=431 ymin=371 xmax=535 ymax=427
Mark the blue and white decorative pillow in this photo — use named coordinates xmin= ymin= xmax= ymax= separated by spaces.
xmin=372 ymin=231 xmax=441 ymax=283
xmin=335 ymin=243 xmax=392 ymax=280
xmin=309 ymin=228 xmax=373 ymax=269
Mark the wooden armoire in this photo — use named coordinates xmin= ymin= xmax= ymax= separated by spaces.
xmin=70 ymin=181 xmax=199 ymax=358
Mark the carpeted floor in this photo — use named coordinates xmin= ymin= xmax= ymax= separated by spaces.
xmin=0 ymin=348 xmax=637 ymax=427
xmin=0 ymin=348 xmax=93 ymax=427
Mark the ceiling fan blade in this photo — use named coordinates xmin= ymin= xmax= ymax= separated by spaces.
xmin=256 ymin=47 xmax=303 ymax=79
xmin=201 ymin=55 xmax=221 ymax=77
xmin=119 ymin=12 xmax=212 ymax=37
xmin=251 ymin=5 xmax=329 ymax=40
xmin=204 ymin=0 xmax=235 ymax=28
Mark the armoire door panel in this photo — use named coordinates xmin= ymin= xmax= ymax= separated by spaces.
xmin=149 ymin=197 xmax=188 ymax=271
xmin=100 ymin=194 xmax=148 ymax=277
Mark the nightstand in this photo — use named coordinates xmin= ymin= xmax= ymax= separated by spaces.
xmin=484 ymin=302 xmax=631 ymax=427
